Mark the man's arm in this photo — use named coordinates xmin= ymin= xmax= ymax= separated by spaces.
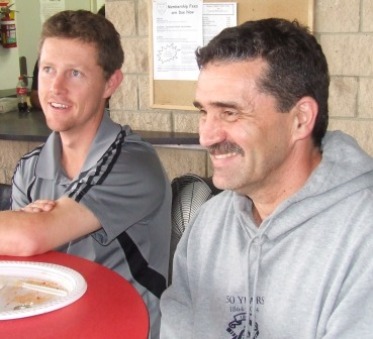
xmin=0 ymin=196 xmax=100 ymax=256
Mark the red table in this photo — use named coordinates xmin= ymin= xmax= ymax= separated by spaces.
xmin=0 ymin=251 xmax=149 ymax=339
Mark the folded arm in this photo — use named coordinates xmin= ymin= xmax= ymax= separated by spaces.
xmin=0 ymin=196 xmax=101 ymax=256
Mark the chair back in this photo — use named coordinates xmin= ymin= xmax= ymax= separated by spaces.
xmin=169 ymin=174 xmax=221 ymax=284
xmin=0 ymin=183 xmax=11 ymax=211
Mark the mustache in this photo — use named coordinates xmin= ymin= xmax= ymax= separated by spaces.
xmin=207 ymin=141 xmax=244 ymax=156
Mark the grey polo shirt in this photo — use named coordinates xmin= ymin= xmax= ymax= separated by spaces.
xmin=11 ymin=113 xmax=172 ymax=338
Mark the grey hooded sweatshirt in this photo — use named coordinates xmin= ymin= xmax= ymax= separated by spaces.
xmin=160 ymin=131 xmax=373 ymax=339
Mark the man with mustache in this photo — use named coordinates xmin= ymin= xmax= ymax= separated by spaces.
xmin=160 ymin=18 xmax=373 ymax=338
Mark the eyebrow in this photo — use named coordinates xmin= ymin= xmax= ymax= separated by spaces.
xmin=193 ymin=100 xmax=240 ymax=110
xmin=193 ymin=100 xmax=202 ymax=109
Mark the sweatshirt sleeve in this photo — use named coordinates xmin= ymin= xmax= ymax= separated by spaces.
xmin=160 ymin=221 xmax=194 ymax=339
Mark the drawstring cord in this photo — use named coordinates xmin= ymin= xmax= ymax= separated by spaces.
xmin=244 ymin=236 xmax=264 ymax=339
xmin=250 ymin=238 xmax=263 ymax=338
xmin=244 ymin=238 xmax=254 ymax=339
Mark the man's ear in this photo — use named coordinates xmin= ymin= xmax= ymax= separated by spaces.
xmin=103 ymin=69 xmax=123 ymax=99
xmin=292 ymin=96 xmax=319 ymax=141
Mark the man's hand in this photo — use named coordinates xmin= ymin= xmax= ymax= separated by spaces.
xmin=21 ymin=200 xmax=57 ymax=213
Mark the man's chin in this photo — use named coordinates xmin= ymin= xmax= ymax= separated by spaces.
xmin=211 ymin=174 xmax=232 ymax=191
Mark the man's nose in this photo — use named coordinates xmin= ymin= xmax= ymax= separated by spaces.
xmin=199 ymin=114 xmax=225 ymax=147
xmin=50 ymin=74 xmax=67 ymax=94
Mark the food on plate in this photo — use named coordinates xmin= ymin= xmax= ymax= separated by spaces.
xmin=0 ymin=277 xmax=67 ymax=312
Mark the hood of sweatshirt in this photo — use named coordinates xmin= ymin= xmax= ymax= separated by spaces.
xmin=233 ymin=130 xmax=373 ymax=241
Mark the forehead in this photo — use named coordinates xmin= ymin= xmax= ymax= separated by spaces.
xmin=39 ymin=37 xmax=98 ymax=63
xmin=195 ymin=59 xmax=267 ymax=106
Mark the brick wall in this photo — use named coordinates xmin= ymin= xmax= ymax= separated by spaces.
xmin=316 ymin=0 xmax=373 ymax=154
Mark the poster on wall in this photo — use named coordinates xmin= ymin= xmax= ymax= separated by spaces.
xmin=152 ymin=0 xmax=237 ymax=81
xmin=203 ymin=2 xmax=237 ymax=45
xmin=39 ymin=0 xmax=65 ymax=23
xmin=152 ymin=0 xmax=203 ymax=81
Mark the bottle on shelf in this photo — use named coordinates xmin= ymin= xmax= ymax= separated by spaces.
xmin=16 ymin=75 xmax=28 ymax=113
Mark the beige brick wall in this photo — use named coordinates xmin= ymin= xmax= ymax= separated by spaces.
xmin=0 ymin=140 xmax=41 ymax=184
xmin=1 ymin=0 xmax=372 ymax=183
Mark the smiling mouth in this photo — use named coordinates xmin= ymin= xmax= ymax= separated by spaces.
xmin=211 ymin=152 xmax=238 ymax=159
xmin=50 ymin=102 xmax=69 ymax=109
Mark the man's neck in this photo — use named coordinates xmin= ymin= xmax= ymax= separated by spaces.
xmin=251 ymin=146 xmax=322 ymax=226
xmin=59 ymin=114 xmax=103 ymax=180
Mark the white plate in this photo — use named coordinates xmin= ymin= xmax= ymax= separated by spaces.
xmin=0 ymin=261 xmax=87 ymax=320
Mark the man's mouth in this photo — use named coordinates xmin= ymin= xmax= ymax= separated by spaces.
xmin=50 ymin=102 xmax=69 ymax=109
xmin=212 ymin=152 xmax=238 ymax=159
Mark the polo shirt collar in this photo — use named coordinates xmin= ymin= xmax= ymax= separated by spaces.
xmin=36 ymin=112 xmax=122 ymax=180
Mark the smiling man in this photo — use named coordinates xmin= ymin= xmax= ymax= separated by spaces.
xmin=0 ymin=10 xmax=171 ymax=338
xmin=160 ymin=18 xmax=373 ymax=338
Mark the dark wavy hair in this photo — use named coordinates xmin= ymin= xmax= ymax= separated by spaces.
xmin=196 ymin=18 xmax=329 ymax=147
xmin=39 ymin=10 xmax=124 ymax=80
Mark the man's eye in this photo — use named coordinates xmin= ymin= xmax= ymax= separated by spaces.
xmin=42 ymin=66 xmax=52 ymax=74
xmin=72 ymin=70 xmax=81 ymax=77
xmin=221 ymin=111 xmax=238 ymax=122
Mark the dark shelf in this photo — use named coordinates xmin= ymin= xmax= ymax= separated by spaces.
xmin=0 ymin=110 xmax=200 ymax=145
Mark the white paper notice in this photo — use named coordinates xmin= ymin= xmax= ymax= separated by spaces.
xmin=203 ymin=3 xmax=237 ymax=46
xmin=152 ymin=0 xmax=203 ymax=80
xmin=40 ymin=0 xmax=65 ymax=24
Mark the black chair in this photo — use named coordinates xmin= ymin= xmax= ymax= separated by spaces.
xmin=169 ymin=174 xmax=221 ymax=284
xmin=0 ymin=183 xmax=12 ymax=211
